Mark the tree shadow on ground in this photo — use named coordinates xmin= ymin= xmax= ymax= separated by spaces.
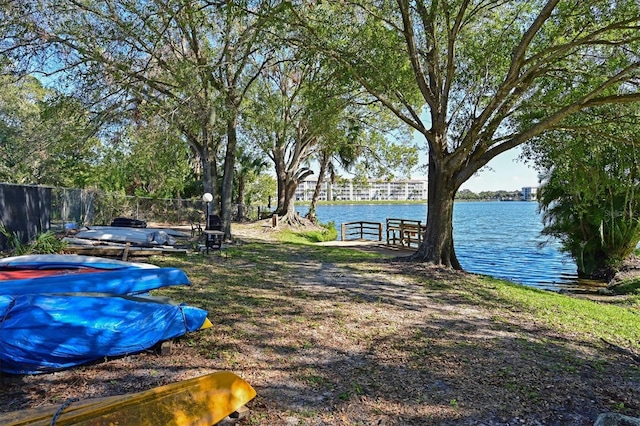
xmin=1 ymin=241 xmax=638 ymax=425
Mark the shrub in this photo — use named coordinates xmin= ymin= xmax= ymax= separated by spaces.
xmin=0 ymin=224 xmax=67 ymax=255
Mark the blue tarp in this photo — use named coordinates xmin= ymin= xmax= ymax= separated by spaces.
xmin=0 ymin=267 xmax=191 ymax=296
xmin=0 ymin=294 xmax=208 ymax=374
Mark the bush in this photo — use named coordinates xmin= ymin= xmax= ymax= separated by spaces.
xmin=279 ymin=221 xmax=339 ymax=244
xmin=0 ymin=224 xmax=67 ymax=255
xmin=300 ymin=221 xmax=338 ymax=243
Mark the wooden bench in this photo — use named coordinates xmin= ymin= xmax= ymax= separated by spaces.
xmin=386 ymin=218 xmax=425 ymax=249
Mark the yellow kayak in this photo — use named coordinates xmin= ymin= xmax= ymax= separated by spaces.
xmin=0 ymin=371 xmax=256 ymax=426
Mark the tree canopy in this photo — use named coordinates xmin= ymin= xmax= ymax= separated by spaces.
xmin=287 ymin=0 xmax=640 ymax=268
xmin=3 ymin=0 xmax=639 ymax=272
xmin=2 ymin=0 xmax=285 ymax=238
xmin=0 ymin=75 xmax=97 ymax=186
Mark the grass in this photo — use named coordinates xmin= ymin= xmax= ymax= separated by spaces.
xmin=467 ymin=276 xmax=640 ymax=349
xmin=277 ymin=221 xmax=338 ymax=243
xmin=612 ymin=277 xmax=640 ymax=298
xmin=150 ymin=227 xmax=639 ymax=424
xmin=155 ymin=232 xmax=640 ymax=352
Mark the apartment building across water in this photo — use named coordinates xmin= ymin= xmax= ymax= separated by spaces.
xmin=295 ymin=177 xmax=428 ymax=202
xmin=521 ymin=186 xmax=538 ymax=201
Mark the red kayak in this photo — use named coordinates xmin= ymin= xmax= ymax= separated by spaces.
xmin=0 ymin=267 xmax=109 ymax=281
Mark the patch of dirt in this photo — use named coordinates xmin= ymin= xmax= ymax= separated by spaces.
xmin=610 ymin=255 xmax=640 ymax=285
xmin=1 ymin=221 xmax=638 ymax=425
xmin=232 ymin=217 xmax=327 ymax=239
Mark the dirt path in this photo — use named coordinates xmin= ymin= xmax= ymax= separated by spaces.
xmin=242 ymin=258 xmax=638 ymax=425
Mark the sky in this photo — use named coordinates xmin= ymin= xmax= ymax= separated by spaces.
xmin=458 ymin=147 xmax=541 ymax=193
xmin=413 ymin=146 xmax=541 ymax=193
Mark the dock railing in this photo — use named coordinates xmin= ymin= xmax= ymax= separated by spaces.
xmin=341 ymin=221 xmax=383 ymax=241
xmin=340 ymin=218 xmax=425 ymax=250
xmin=386 ymin=218 xmax=425 ymax=249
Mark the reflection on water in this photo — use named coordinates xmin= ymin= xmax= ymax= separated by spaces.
xmin=296 ymin=201 xmax=600 ymax=292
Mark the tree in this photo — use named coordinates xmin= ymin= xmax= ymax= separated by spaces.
xmin=0 ymin=75 xmax=48 ymax=183
xmin=244 ymin=173 xmax=277 ymax=213
xmin=245 ymin=44 xmax=417 ymax=225
xmin=2 ymin=0 xmax=281 ymax=239
xmin=244 ymin=56 xmax=351 ymax=224
xmin=0 ymin=75 xmax=97 ymax=186
xmin=456 ymin=189 xmax=479 ymax=200
xmin=290 ymin=0 xmax=640 ymax=269
xmin=305 ymin=123 xmax=419 ymax=221
xmin=523 ymin=104 xmax=640 ymax=280
xmin=348 ymin=129 xmax=418 ymax=181
xmin=305 ymin=113 xmax=365 ymax=222
xmin=94 ymin=115 xmax=192 ymax=199
xmin=306 ymin=148 xmax=339 ymax=223
xmin=234 ymin=145 xmax=268 ymax=220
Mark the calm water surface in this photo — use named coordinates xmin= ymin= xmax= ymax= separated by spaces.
xmin=296 ymin=201 xmax=590 ymax=292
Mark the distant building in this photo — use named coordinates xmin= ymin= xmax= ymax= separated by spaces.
xmin=295 ymin=178 xmax=428 ymax=201
xmin=521 ymin=187 xmax=538 ymax=201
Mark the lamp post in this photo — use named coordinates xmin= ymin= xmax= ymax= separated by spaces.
xmin=202 ymin=193 xmax=213 ymax=227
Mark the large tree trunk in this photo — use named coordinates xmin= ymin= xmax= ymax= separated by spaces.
xmin=280 ymin=179 xmax=303 ymax=225
xmin=273 ymin=145 xmax=313 ymax=225
xmin=274 ymin=176 xmax=301 ymax=225
xmin=410 ymin=154 xmax=462 ymax=269
xmin=200 ymin=129 xmax=220 ymax=216
xmin=275 ymin=172 xmax=287 ymax=214
xmin=187 ymin=107 xmax=221 ymax=220
xmin=220 ymin=114 xmax=237 ymax=240
xmin=273 ymin=143 xmax=288 ymax=213
xmin=201 ymin=153 xmax=213 ymax=200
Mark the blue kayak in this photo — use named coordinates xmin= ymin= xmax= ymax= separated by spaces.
xmin=0 ymin=293 xmax=212 ymax=374
xmin=0 ymin=267 xmax=191 ymax=296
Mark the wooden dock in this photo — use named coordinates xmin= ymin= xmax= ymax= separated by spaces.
xmin=332 ymin=218 xmax=426 ymax=256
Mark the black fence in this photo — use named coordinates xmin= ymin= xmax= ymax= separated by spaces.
xmin=0 ymin=183 xmax=268 ymax=249
xmin=0 ymin=183 xmax=52 ymax=249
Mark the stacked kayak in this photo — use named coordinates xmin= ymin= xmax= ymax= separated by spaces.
xmin=0 ymin=254 xmax=159 ymax=270
xmin=0 ymin=266 xmax=190 ymax=296
xmin=0 ymin=293 xmax=212 ymax=374
xmin=0 ymin=254 xmax=210 ymax=374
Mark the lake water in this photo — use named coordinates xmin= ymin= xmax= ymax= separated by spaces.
xmin=296 ymin=201 xmax=588 ymax=292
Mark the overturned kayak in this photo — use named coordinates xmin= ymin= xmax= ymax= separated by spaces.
xmin=0 ymin=293 xmax=211 ymax=374
xmin=0 ymin=371 xmax=256 ymax=425
xmin=0 ymin=254 xmax=189 ymax=296
xmin=75 ymin=227 xmax=181 ymax=246
xmin=0 ymin=254 xmax=159 ymax=270
xmin=0 ymin=266 xmax=190 ymax=296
